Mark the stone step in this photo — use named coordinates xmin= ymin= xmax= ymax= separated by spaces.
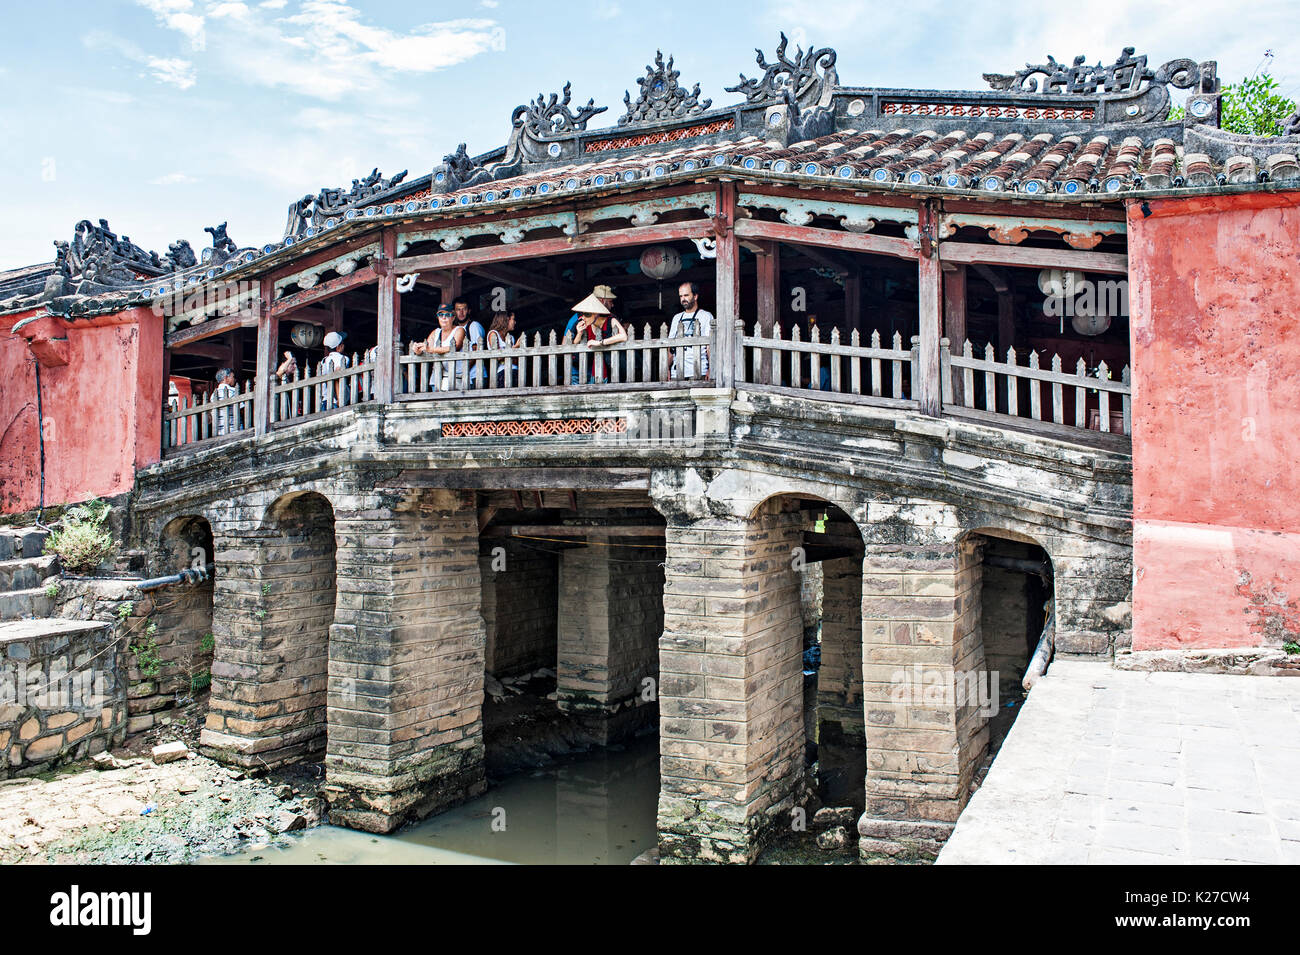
xmin=0 ymin=587 xmax=55 ymax=622
xmin=0 ymin=527 xmax=49 ymax=561
xmin=0 ymin=555 xmax=58 ymax=593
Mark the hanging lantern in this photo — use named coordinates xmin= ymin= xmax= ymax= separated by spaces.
xmin=289 ymin=322 xmax=323 ymax=349
xmin=1071 ymin=300 xmax=1113 ymax=336
xmin=639 ymin=245 xmax=682 ymax=281
xmin=1037 ymin=268 xmax=1085 ymax=299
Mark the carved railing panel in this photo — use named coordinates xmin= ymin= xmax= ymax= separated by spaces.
xmin=163 ymin=381 xmax=255 ymax=453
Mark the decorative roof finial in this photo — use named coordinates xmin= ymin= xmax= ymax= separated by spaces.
xmin=618 ymin=51 xmax=711 ymax=126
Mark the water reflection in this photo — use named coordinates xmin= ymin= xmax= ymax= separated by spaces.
xmin=208 ymin=735 xmax=660 ymax=866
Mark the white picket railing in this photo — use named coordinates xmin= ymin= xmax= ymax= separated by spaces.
xmin=738 ymin=323 xmax=915 ymax=406
xmin=398 ymin=323 xmax=712 ymax=397
xmin=163 ymin=381 xmax=255 ymax=451
xmin=943 ymin=339 xmax=1131 ymax=437
xmin=271 ymin=352 xmax=377 ymax=425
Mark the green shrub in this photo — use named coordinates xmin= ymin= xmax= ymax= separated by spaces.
xmin=131 ymin=635 xmax=162 ymax=679
xmin=43 ymin=499 xmax=116 ymax=574
xmin=1283 ymin=641 xmax=1300 ymax=656
xmin=43 ymin=582 xmax=61 ymax=599
xmin=199 ymin=632 xmax=215 ymax=654
xmin=190 ymin=668 xmax=212 ymax=693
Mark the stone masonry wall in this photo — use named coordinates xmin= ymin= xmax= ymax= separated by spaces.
xmin=0 ymin=621 xmax=126 ymax=777
xmin=481 ymin=540 xmax=557 ymax=678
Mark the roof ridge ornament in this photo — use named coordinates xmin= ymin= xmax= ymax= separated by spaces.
xmin=726 ymin=32 xmax=838 ymax=109
xmin=513 ymin=82 xmax=607 ymax=136
xmin=985 ymin=47 xmax=1193 ymax=97
xmin=284 ymin=168 xmax=408 ymax=238
xmin=618 ymin=51 xmax=711 ymax=126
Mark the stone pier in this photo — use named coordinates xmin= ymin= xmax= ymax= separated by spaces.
xmin=556 ymin=532 xmax=664 ymax=742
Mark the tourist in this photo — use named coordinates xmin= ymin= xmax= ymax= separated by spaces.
xmin=275 ymin=350 xmax=298 ymax=380
xmin=318 ymin=330 xmax=350 ymax=409
xmin=212 ymin=367 xmax=239 ymax=436
xmin=413 ymin=305 xmax=465 ymax=391
xmin=565 ymin=284 xmax=619 ymax=341
xmin=486 ymin=311 xmax=521 ymax=386
xmin=668 ymin=281 xmax=713 ymax=379
xmin=452 ymin=297 xmax=486 ymax=387
xmin=569 ymin=292 xmax=626 ymax=385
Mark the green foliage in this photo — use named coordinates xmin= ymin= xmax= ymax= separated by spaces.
xmin=1283 ymin=641 xmax=1300 ymax=655
xmin=117 ymin=601 xmax=134 ymax=620
xmin=131 ymin=635 xmax=162 ymax=679
xmin=146 ymin=621 xmax=158 ymax=636
xmin=43 ymin=582 xmax=61 ymax=599
xmin=190 ymin=668 xmax=212 ymax=693
xmin=1170 ymin=72 xmax=1297 ymax=136
xmin=199 ymin=632 xmax=215 ymax=654
xmin=254 ymin=609 xmax=267 ymax=621
xmin=262 ymin=582 xmax=272 ymax=596
xmin=43 ymin=498 xmax=116 ymax=574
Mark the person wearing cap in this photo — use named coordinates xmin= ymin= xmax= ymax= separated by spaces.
xmin=212 ymin=367 xmax=240 ymax=435
xmin=412 ymin=305 xmax=465 ymax=391
xmin=453 ymin=297 xmax=487 ymax=387
xmin=564 ymin=284 xmax=618 ymax=340
xmin=318 ymin=330 xmax=350 ymax=409
xmin=568 ymin=292 xmax=626 ymax=385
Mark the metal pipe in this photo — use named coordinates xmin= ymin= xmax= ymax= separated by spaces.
xmin=135 ymin=564 xmax=214 ymax=592
xmin=1021 ymin=609 xmax=1056 ymax=692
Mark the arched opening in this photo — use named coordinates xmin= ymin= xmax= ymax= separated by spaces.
xmin=143 ymin=516 xmax=216 ymax=730
xmin=964 ymin=528 xmax=1054 ymax=758
xmin=258 ymin=491 xmax=337 ymax=762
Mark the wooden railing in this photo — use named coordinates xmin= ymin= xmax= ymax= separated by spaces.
xmin=163 ymin=381 xmax=255 ymax=452
xmin=738 ymin=323 xmax=916 ymax=407
xmin=943 ymin=339 xmax=1131 ymax=438
xmin=398 ymin=324 xmax=712 ymax=398
xmin=271 ymin=352 xmax=378 ymax=426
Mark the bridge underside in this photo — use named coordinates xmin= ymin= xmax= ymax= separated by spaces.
xmin=129 ymin=392 xmax=1131 ymax=861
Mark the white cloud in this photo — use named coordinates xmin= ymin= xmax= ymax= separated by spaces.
xmin=151 ymin=172 xmax=198 ymax=185
xmin=147 ymin=56 xmax=198 ymax=89
xmin=135 ymin=0 xmax=206 ymax=50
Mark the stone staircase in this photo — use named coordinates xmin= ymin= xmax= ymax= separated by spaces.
xmin=0 ymin=526 xmax=57 ymax=621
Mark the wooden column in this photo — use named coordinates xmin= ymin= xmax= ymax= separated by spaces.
xmin=756 ymin=239 xmax=780 ymax=384
xmin=713 ymin=182 xmax=740 ymax=388
xmin=375 ymin=230 xmax=399 ymax=403
xmin=998 ymin=290 xmax=1016 ymax=356
xmin=943 ymin=263 xmax=967 ymax=403
xmin=253 ymin=277 xmax=277 ymax=436
xmin=916 ymin=202 xmax=942 ymax=416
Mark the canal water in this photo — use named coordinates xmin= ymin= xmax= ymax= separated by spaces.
xmin=208 ymin=735 xmax=660 ymax=865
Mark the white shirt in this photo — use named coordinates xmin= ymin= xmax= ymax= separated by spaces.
xmin=318 ymin=350 xmax=349 ymax=405
xmin=213 ymin=382 xmax=239 ymax=434
xmin=668 ymin=308 xmax=713 ymax=379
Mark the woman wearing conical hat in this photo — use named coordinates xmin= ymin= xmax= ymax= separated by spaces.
xmin=569 ymin=292 xmax=626 ymax=385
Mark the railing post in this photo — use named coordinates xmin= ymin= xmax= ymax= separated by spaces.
xmin=733 ymin=317 xmax=745 ymax=385
xmin=374 ymin=230 xmax=399 ymax=404
xmin=916 ymin=200 xmax=943 ymax=416
xmin=253 ymin=276 xmax=276 ymax=436
xmin=713 ymin=181 xmax=738 ymax=389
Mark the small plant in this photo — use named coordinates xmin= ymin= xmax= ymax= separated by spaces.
xmin=117 ymin=601 xmax=134 ymax=620
xmin=43 ymin=582 xmax=61 ymax=599
xmin=254 ymin=609 xmax=267 ymax=621
xmin=43 ymin=498 xmax=116 ymax=574
xmin=190 ymin=668 xmax=212 ymax=693
xmin=130 ymin=635 xmax=163 ymax=679
xmin=261 ymin=582 xmax=272 ymax=596
xmin=199 ymin=632 xmax=215 ymax=654
xmin=1283 ymin=641 xmax=1300 ymax=655
xmin=146 ymin=621 xmax=158 ymax=636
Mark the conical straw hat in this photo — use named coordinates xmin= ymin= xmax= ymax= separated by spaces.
xmin=571 ymin=293 xmax=611 ymax=315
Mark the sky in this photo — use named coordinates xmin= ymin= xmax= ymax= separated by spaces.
xmin=1 ymin=0 xmax=1297 ymax=269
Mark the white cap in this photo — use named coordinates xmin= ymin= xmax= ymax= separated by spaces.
xmin=323 ymin=331 xmax=345 ymax=348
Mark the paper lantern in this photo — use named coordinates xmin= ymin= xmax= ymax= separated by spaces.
xmin=289 ymin=323 xmax=323 ymax=349
xmin=639 ymin=245 xmax=682 ymax=281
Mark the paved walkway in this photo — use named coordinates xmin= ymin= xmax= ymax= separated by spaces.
xmin=938 ymin=661 xmax=1300 ymax=864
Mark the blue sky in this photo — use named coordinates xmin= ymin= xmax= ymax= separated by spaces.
xmin=1 ymin=0 xmax=1296 ymax=268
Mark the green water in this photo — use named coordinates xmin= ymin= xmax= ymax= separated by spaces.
xmin=207 ymin=736 xmax=660 ymax=866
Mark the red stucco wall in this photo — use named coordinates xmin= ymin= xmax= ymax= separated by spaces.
xmin=0 ymin=306 xmax=162 ymax=515
xmin=1129 ymin=191 xmax=1300 ymax=649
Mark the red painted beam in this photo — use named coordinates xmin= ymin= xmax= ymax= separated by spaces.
xmin=270 ymin=265 xmax=379 ymax=316
xmin=733 ymin=218 xmax=917 ymax=261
